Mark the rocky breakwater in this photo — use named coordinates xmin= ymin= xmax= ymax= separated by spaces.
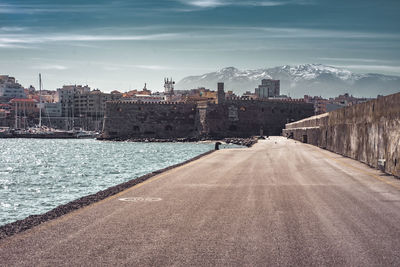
xmin=98 ymin=136 xmax=258 ymax=147
xmin=223 ymin=137 xmax=258 ymax=147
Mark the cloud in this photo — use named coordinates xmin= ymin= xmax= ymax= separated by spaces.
xmin=177 ymin=0 xmax=313 ymax=8
xmin=0 ymin=43 xmax=31 ymax=49
xmin=182 ymin=0 xmax=226 ymax=8
xmin=32 ymin=64 xmax=68 ymax=70
xmin=134 ymin=65 xmax=174 ymax=70
xmin=0 ymin=33 xmax=182 ymax=47
xmin=99 ymin=62 xmax=212 ymax=72
xmin=0 ymin=4 xmax=53 ymax=14
xmin=97 ymin=62 xmax=174 ymax=71
xmin=0 ymin=3 xmax=122 ymax=14
xmin=1 ymin=26 xmax=398 ymax=51
xmin=319 ymin=57 xmax=391 ymax=64
xmin=103 ymin=66 xmax=122 ymax=71
xmin=334 ymin=64 xmax=400 ymax=73
xmin=0 ymin=26 xmax=26 ymax=32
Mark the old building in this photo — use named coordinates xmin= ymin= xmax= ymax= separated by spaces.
xmin=180 ymin=88 xmax=218 ymax=103
xmin=102 ymin=83 xmax=314 ymax=139
xmin=217 ymin=83 xmax=225 ymax=104
xmin=10 ymin=98 xmax=38 ymax=117
xmin=255 ymin=79 xmax=280 ymax=99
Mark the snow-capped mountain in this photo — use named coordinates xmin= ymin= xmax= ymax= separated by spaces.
xmin=175 ymin=64 xmax=400 ymax=98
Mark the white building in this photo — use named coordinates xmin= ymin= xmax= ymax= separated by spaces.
xmin=56 ymin=85 xmax=90 ymax=117
xmin=0 ymin=75 xmax=26 ymax=103
xmin=73 ymin=89 xmax=122 ymax=118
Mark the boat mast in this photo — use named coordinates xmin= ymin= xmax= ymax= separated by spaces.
xmin=39 ymin=73 xmax=42 ymax=128
xmin=14 ymin=101 xmax=18 ymax=129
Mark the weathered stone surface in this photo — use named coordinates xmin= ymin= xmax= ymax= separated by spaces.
xmin=102 ymin=100 xmax=314 ymax=139
xmin=204 ymin=100 xmax=313 ymax=137
xmin=283 ymin=92 xmax=400 ymax=177
xmin=102 ymin=102 xmax=198 ymax=139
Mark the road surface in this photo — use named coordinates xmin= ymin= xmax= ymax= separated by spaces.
xmin=1 ymin=137 xmax=400 ymax=266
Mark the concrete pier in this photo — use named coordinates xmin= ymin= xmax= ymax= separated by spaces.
xmin=1 ymin=137 xmax=400 ymax=266
xmin=283 ymin=92 xmax=400 ymax=177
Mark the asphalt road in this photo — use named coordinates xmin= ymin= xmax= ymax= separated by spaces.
xmin=1 ymin=137 xmax=400 ymax=266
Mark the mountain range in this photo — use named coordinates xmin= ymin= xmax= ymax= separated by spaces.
xmin=175 ymin=64 xmax=400 ymax=98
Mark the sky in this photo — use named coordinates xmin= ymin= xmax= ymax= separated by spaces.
xmin=1 ymin=0 xmax=400 ymax=92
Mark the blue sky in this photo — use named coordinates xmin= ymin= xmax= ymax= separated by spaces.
xmin=1 ymin=0 xmax=399 ymax=92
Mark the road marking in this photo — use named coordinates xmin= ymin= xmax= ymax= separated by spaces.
xmin=313 ymin=147 xmax=400 ymax=191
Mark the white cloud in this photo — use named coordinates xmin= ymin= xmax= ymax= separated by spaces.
xmin=134 ymin=65 xmax=175 ymax=70
xmin=184 ymin=0 xmax=226 ymax=8
xmin=0 ymin=26 xmax=26 ymax=32
xmin=32 ymin=64 xmax=68 ymax=70
xmin=0 ymin=43 xmax=31 ymax=49
xmin=1 ymin=26 xmax=398 ymax=51
xmin=334 ymin=64 xmax=400 ymax=73
xmin=318 ymin=57 xmax=394 ymax=64
xmin=0 ymin=4 xmax=48 ymax=14
xmin=103 ymin=66 xmax=122 ymax=71
xmin=0 ymin=3 xmax=118 ymax=14
xmin=45 ymin=33 xmax=180 ymax=42
xmin=178 ymin=0 xmax=312 ymax=8
xmin=0 ymin=33 xmax=182 ymax=47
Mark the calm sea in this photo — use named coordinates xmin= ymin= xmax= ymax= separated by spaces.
xmin=0 ymin=139 xmax=216 ymax=226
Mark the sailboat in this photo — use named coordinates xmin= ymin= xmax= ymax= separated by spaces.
xmin=8 ymin=74 xmax=99 ymax=138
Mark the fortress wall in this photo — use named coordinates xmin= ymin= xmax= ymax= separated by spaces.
xmin=102 ymin=99 xmax=314 ymax=139
xmin=205 ymin=100 xmax=314 ymax=137
xmin=283 ymin=92 xmax=400 ymax=177
xmin=102 ymin=102 xmax=199 ymax=139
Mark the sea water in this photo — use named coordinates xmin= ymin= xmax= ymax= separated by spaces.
xmin=0 ymin=139 xmax=215 ymax=226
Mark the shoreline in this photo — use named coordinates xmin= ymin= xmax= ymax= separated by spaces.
xmin=0 ymin=149 xmax=216 ymax=240
xmin=1 ymin=136 xmax=259 ymax=147
xmin=98 ymin=136 xmax=259 ymax=147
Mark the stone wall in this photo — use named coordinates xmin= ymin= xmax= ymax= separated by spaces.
xmin=204 ymin=100 xmax=314 ymax=137
xmin=102 ymin=101 xmax=199 ymax=139
xmin=283 ymin=92 xmax=400 ymax=177
xmin=102 ymin=99 xmax=314 ymax=139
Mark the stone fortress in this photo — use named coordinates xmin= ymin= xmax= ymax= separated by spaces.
xmin=101 ymin=82 xmax=314 ymax=139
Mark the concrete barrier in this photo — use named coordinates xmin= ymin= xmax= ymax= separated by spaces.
xmin=283 ymin=92 xmax=400 ymax=177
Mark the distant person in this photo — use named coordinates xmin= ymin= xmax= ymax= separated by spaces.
xmin=215 ymin=142 xmax=222 ymax=150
